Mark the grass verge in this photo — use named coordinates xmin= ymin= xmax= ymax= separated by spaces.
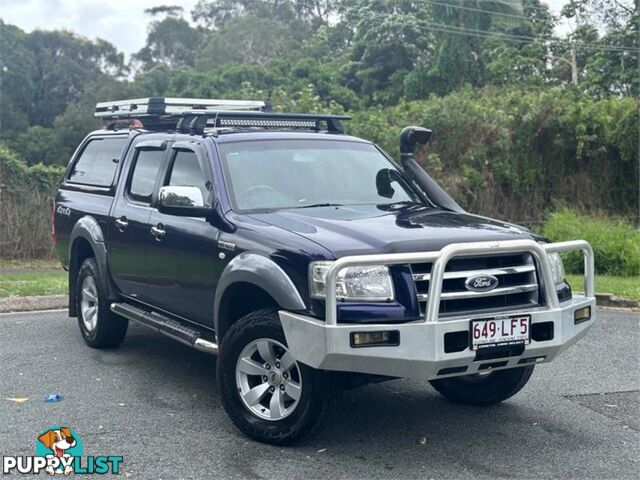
xmin=0 ymin=258 xmax=60 ymax=269
xmin=566 ymin=274 xmax=640 ymax=302
xmin=0 ymin=271 xmax=67 ymax=298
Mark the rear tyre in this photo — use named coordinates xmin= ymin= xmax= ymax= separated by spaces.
xmin=429 ymin=366 xmax=535 ymax=406
xmin=217 ymin=308 xmax=333 ymax=445
xmin=76 ymin=258 xmax=128 ymax=348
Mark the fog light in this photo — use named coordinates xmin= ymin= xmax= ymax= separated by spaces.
xmin=574 ymin=306 xmax=591 ymax=324
xmin=350 ymin=330 xmax=399 ymax=347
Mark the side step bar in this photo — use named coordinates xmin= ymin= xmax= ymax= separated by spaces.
xmin=110 ymin=302 xmax=218 ymax=355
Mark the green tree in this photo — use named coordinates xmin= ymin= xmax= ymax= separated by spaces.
xmin=192 ymin=0 xmax=337 ymax=30
xmin=195 ymin=15 xmax=297 ymax=70
xmin=340 ymin=0 xmax=435 ymax=105
xmin=133 ymin=8 xmax=204 ymax=72
xmin=0 ymin=24 xmax=124 ymax=128
xmin=484 ymin=0 xmax=556 ymax=86
xmin=0 ymin=21 xmax=37 ymax=131
xmin=554 ymin=0 xmax=638 ymax=95
xmin=425 ymin=0 xmax=525 ymax=95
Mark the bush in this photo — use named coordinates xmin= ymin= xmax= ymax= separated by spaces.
xmin=348 ymin=87 xmax=639 ymax=225
xmin=0 ymin=143 xmax=64 ymax=259
xmin=542 ymin=209 xmax=640 ymax=276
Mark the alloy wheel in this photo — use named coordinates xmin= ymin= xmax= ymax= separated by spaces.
xmin=235 ymin=338 xmax=302 ymax=421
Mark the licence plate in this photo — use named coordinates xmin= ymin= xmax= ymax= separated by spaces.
xmin=470 ymin=315 xmax=531 ymax=351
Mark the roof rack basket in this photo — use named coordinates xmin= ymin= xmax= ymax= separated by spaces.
xmin=95 ymin=97 xmax=350 ymax=134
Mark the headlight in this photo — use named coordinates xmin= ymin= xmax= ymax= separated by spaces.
xmin=547 ymin=252 xmax=566 ymax=284
xmin=309 ymin=261 xmax=395 ymax=301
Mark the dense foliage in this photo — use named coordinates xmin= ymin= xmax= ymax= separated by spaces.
xmin=349 ymin=88 xmax=639 ymax=222
xmin=0 ymin=0 xmax=637 ymax=259
xmin=543 ymin=209 xmax=640 ymax=276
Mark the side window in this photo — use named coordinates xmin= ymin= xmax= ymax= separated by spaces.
xmin=128 ymin=149 xmax=165 ymax=204
xmin=167 ymin=150 xmax=209 ymax=201
xmin=68 ymin=137 xmax=127 ymax=186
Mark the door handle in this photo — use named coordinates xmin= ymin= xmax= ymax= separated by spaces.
xmin=150 ymin=225 xmax=166 ymax=239
xmin=115 ymin=217 xmax=128 ymax=230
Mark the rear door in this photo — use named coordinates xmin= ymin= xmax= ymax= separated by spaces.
xmin=108 ymin=135 xmax=170 ymax=298
xmin=55 ymin=134 xmax=129 ymax=266
xmin=145 ymin=141 xmax=221 ymax=326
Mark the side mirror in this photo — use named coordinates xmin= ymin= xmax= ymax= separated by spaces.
xmin=376 ymin=168 xmax=406 ymax=199
xmin=400 ymin=126 xmax=432 ymax=155
xmin=157 ymin=186 xmax=212 ymax=217
xmin=376 ymin=169 xmax=395 ymax=198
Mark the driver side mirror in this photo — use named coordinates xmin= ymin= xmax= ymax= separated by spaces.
xmin=376 ymin=168 xmax=405 ymax=199
xmin=157 ymin=186 xmax=212 ymax=217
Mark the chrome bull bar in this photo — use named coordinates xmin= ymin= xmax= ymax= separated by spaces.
xmin=324 ymin=239 xmax=594 ymax=326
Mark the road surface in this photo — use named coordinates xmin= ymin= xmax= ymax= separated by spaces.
xmin=0 ymin=308 xmax=638 ymax=479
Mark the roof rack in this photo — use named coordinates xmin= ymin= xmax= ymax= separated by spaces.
xmin=95 ymin=97 xmax=350 ymax=134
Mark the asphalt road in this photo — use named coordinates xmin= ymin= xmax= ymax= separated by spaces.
xmin=1 ymin=308 xmax=638 ymax=479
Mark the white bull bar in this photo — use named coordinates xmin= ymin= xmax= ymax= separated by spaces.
xmin=280 ymin=239 xmax=596 ymax=380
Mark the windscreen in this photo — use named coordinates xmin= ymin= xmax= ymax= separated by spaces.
xmin=219 ymin=139 xmax=421 ymax=211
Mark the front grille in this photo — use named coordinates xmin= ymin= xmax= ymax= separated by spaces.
xmin=411 ymin=253 xmax=541 ymax=317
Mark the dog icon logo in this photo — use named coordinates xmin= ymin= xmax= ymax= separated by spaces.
xmin=36 ymin=427 xmax=82 ymax=475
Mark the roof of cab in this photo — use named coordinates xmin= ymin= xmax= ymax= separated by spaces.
xmin=207 ymin=130 xmax=371 ymax=144
xmin=86 ymin=128 xmax=372 ymax=146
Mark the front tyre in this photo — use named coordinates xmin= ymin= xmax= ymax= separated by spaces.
xmin=429 ymin=366 xmax=535 ymax=406
xmin=217 ymin=309 xmax=332 ymax=445
xmin=76 ymin=258 xmax=128 ymax=348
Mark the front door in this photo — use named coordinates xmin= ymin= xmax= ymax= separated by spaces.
xmin=145 ymin=143 xmax=221 ymax=326
xmin=108 ymin=137 xmax=168 ymax=298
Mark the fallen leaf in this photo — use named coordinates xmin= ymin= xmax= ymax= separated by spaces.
xmin=417 ymin=436 xmax=428 ymax=445
xmin=317 ymin=448 xmax=328 ymax=453
xmin=6 ymin=397 xmax=29 ymax=404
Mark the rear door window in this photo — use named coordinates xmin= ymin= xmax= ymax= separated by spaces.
xmin=68 ymin=137 xmax=127 ymax=186
xmin=128 ymin=149 xmax=165 ymax=204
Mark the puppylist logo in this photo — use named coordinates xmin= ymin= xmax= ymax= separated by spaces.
xmin=2 ymin=427 xmax=123 ymax=475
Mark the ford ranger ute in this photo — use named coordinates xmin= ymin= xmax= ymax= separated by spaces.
xmin=53 ymin=97 xmax=596 ymax=445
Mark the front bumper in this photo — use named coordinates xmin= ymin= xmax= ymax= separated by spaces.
xmin=280 ymin=239 xmax=596 ymax=380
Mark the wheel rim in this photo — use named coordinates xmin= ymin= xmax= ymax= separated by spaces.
xmin=235 ymin=338 xmax=302 ymax=421
xmin=80 ymin=276 xmax=98 ymax=332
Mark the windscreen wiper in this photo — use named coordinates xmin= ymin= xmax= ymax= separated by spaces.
xmin=293 ymin=203 xmax=343 ymax=209
xmin=383 ymin=200 xmax=426 ymax=209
